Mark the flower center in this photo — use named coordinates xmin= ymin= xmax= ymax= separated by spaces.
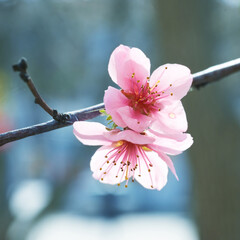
xmin=121 ymin=81 xmax=162 ymax=116
xmin=99 ymin=141 xmax=154 ymax=189
xmin=121 ymin=71 xmax=174 ymax=116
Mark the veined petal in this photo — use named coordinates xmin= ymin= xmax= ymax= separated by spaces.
xmin=90 ymin=145 xmax=133 ymax=185
xmin=117 ymin=105 xmax=152 ymax=132
xmin=150 ymin=64 xmax=192 ymax=101
xmin=108 ymin=45 xmax=150 ymax=91
xmin=134 ymin=150 xmax=168 ymax=190
xmin=151 ymin=149 xmax=179 ymax=180
xmin=148 ymin=130 xmax=193 ymax=155
xmin=104 ymin=86 xmax=130 ymax=128
xmin=73 ymin=121 xmax=111 ymax=146
xmin=151 ymin=101 xmax=188 ymax=134
xmin=104 ymin=129 xmax=155 ymax=145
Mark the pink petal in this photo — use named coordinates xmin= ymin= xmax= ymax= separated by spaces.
xmin=90 ymin=145 xmax=133 ymax=185
xmin=152 ymin=150 xmax=179 ymax=180
xmin=104 ymin=129 xmax=155 ymax=145
xmin=151 ymin=101 xmax=188 ymax=134
xmin=108 ymin=45 xmax=150 ymax=91
xmin=73 ymin=121 xmax=112 ymax=146
xmin=117 ymin=106 xmax=152 ymax=132
xmin=150 ymin=64 xmax=192 ymax=101
xmin=134 ymin=150 xmax=168 ymax=191
xmin=104 ymin=86 xmax=130 ymax=128
xmin=148 ymin=130 xmax=193 ymax=155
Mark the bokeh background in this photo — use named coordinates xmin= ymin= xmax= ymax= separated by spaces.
xmin=0 ymin=0 xmax=240 ymax=240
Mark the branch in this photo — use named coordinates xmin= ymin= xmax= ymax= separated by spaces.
xmin=1 ymin=58 xmax=240 ymax=146
xmin=12 ymin=58 xmax=70 ymax=122
xmin=192 ymin=58 xmax=240 ymax=89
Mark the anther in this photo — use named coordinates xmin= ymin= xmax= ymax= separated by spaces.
xmin=117 ymin=183 xmax=120 ymax=186
xmin=125 ymin=185 xmax=128 ymax=188
xmin=114 ymin=140 xmax=124 ymax=147
xmin=125 ymin=177 xmax=128 ymax=180
xmin=114 ymin=163 xmax=117 ymax=166
xmin=148 ymin=169 xmax=151 ymax=172
xmin=140 ymin=132 xmax=146 ymax=135
xmin=137 ymin=121 xmax=140 ymax=124
xmin=101 ymin=178 xmax=103 ymax=181
xmin=132 ymin=73 xmax=135 ymax=78
xmin=158 ymin=108 xmax=161 ymax=111
xmin=138 ymin=174 xmax=141 ymax=177
xmin=107 ymin=161 xmax=109 ymax=164
xmin=170 ymin=84 xmax=172 ymax=87
xmin=151 ymin=185 xmax=154 ymax=188
xmin=105 ymin=155 xmax=108 ymax=158
xmin=116 ymin=175 xmax=118 ymax=178
xmin=142 ymin=146 xmax=152 ymax=151
xmin=104 ymin=172 xmax=107 ymax=174
xmin=100 ymin=168 xmax=102 ymax=170
xmin=137 ymin=80 xmax=140 ymax=83
xmin=149 ymin=163 xmax=153 ymax=167
xmin=165 ymin=67 xmax=167 ymax=69
xmin=132 ymin=179 xmax=135 ymax=182
xmin=170 ymin=93 xmax=173 ymax=96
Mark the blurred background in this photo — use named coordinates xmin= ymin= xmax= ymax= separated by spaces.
xmin=0 ymin=0 xmax=240 ymax=240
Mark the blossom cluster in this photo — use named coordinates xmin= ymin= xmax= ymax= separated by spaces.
xmin=73 ymin=45 xmax=193 ymax=190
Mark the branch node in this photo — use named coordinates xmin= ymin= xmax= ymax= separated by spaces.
xmin=13 ymin=58 xmax=28 ymax=73
xmin=52 ymin=110 xmax=70 ymax=123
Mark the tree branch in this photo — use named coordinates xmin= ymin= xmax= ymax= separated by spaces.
xmin=12 ymin=58 xmax=70 ymax=122
xmin=192 ymin=58 xmax=240 ymax=89
xmin=1 ymin=58 xmax=240 ymax=146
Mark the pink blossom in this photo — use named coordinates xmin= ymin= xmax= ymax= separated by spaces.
xmin=104 ymin=45 xmax=192 ymax=133
xmin=73 ymin=121 xmax=193 ymax=190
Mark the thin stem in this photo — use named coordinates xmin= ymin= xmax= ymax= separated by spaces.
xmin=12 ymin=58 xmax=69 ymax=122
xmin=1 ymin=58 xmax=240 ymax=146
xmin=13 ymin=58 xmax=55 ymax=117
xmin=0 ymin=103 xmax=104 ymax=147
xmin=192 ymin=58 xmax=240 ymax=89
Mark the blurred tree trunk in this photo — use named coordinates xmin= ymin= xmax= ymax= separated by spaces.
xmin=0 ymin=154 xmax=13 ymax=240
xmin=154 ymin=1 xmax=240 ymax=240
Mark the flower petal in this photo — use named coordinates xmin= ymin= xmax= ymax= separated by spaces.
xmin=134 ymin=150 xmax=168 ymax=191
xmin=117 ymin=105 xmax=152 ymax=132
xmin=151 ymin=101 xmax=188 ymax=134
xmin=108 ymin=45 xmax=150 ymax=91
xmin=73 ymin=121 xmax=111 ymax=146
xmin=148 ymin=130 xmax=193 ymax=155
xmin=151 ymin=150 xmax=179 ymax=180
xmin=90 ymin=145 xmax=133 ymax=185
xmin=104 ymin=86 xmax=130 ymax=128
xmin=150 ymin=64 xmax=192 ymax=101
xmin=104 ymin=129 xmax=155 ymax=145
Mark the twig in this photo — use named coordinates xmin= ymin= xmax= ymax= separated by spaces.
xmin=1 ymin=58 xmax=240 ymax=146
xmin=192 ymin=58 xmax=240 ymax=89
xmin=0 ymin=103 xmax=104 ymax=146
xmin=12 ymin=58 xmax=69 ymax=122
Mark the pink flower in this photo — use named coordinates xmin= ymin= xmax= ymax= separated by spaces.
xmin=104 ymin=45 xmax=192 ymax=133
xmin=73 ymin=121 xmax=193 ymax=190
